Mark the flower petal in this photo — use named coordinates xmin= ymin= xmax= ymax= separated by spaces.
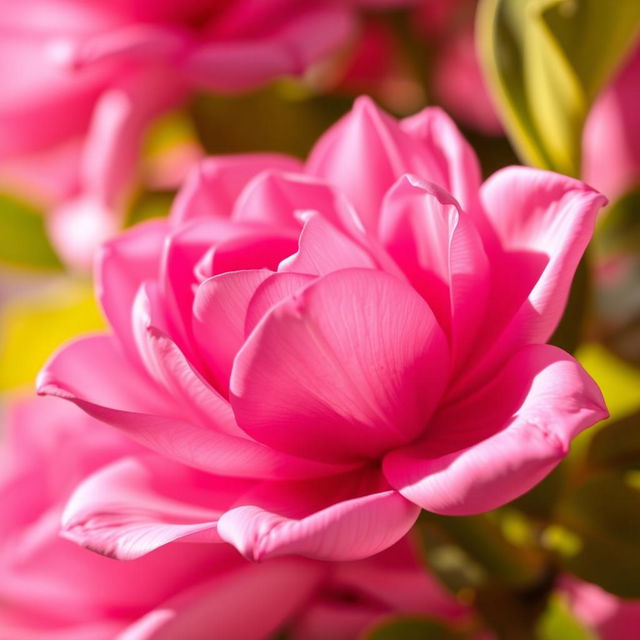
xmin=232 ymin=171 xmax=347 ymax=230
xmin=97 ymin=220 xmax=169 ymax=362
xmin=307 ymin=96 xmax=438 ymax=232
xmin=119 ymin=558 xmax=326 ymax=640
xmin=61 ymin=455 xmax=241 ymax=559
xmin=379 ymin=175 xmax=489 ymax=365
xmin=400 ymin=106 xmax=482 ymax=217
xmin=456 ymin=167 xmax=607 ymax=395
xmin=193 ymin=269 xmax=272 ymax=394
xmin=383 ymin=344 xmax=608 ymax=515
xmin=279 ymin=211 xmax=377 ymax=276
xmin=183 ymin=4 xmax=355 ymax=91
xmin=170 ymin=154 xmax=303 ymax=225
xmin=38 ymin=335 xmax=348 ymax=480
xmin=218 ymin=470 xmax=419 ymax=561
xmin=231 ymin=268 xmax=450 ymax=463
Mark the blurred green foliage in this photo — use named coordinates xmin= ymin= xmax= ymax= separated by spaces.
xmin=0 ymin=193 xmax=62 ymax=270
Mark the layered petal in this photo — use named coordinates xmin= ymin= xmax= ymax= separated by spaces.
xmin=119 ymin=558 xmax=326 ymax=640
xmin=383 ymin=344 xmax=608 ymax=515
xmin=38 ymin=335 xmax=347 ymax=480
xmin=193 ymin=269 xmax=272 ymax=393
xmin=170 ymin=154 xmax=303 ymax=224
xmin=279 ymin=211 xmax=377 ymax=276
xmin=457 ymin=167 xmax=606 ymax=394
xmin=61 ymin=455 xmax=244 ymax=560
xmin=307 ymin=96 xmax=439 ymax=231
xmin=97 ymin=219 xmax=169 ymax=362
xmin=218 ymin=469 xmax=420 ymax=561
xmin=230 ymin=268 xmax=450 ymax=463
xmin=379 ymin=175 xmax=489 ymax=364
xmin=400 ymin=106 xmax=483 ymax=216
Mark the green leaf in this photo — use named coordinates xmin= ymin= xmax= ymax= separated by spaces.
xmin=535 ymin=594 xmax=596 ymax=640
xmin=477 ymin=0 xmax=640 ymax=176
xmin=0 ymin=280 xmax=104 ymax=390
xmin=364 ymin=616 xmax=457 ymax=640
xmin=0 ymin=193 xmax=62 ymax=269
xmin=555 ymin=472 xmax=640 ymax=597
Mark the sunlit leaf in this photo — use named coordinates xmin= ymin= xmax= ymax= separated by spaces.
xmin=0 ymin=193 xmax=62 ymax=270
xmin=477 ymin=0 xmax=640 ymax=176
xmin=0 ymin=280 xmax=104 ymax=390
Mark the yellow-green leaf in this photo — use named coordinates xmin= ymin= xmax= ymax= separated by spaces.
xmin=0 ymin=193 xmax=62 ymax=270
xmin=477 ymin=0 xmax=640 ymax=176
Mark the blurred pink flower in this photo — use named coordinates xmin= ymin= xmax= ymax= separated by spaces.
xmin=0 ymin=396 xmax=465 ymax=639
xmin=39 ymin=97 xmax=607 ymax=564
xmin=563 ymin=578 xmax=640 ymax=640
xmin=582 ymin=43 xmax=640 ymax=200
xmin=0 ymin=0 xmax=401 ymax=268
xmin=335 ymin=0 xmax=502 ymax=133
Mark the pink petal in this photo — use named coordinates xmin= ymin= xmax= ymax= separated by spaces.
xmin=132 ymin=282 xmax=242 ymax=436
xmin=97 ymin=220 xmax=169 ymax=362
xmin=170 ymin=154 xmax=303 ymax=225
xmin=455 ymin=167 xmax=607 ymax=396
xmin=183 ymin=4 xmax=355 ymax=91
xmin=119 ymin=558 xmax=326 ymax=640
xmin=279 ymin=211 xmax=377 ymax=276
xmin=193 ymin=269 xmax=272 ymax=393
xmin=400 ymin=106 xmax=483 ymax=217
xmin=383 ymin=344 xmax=608 ymax=515
xmin=218 ymin=470 xmax=420 ymax=561
xmin=230 ymin=268 xmax=450 ymax=463
xmin=244 ymin=272 xmax=315 ymax=337
xmin=379 ymin=175 xmax=489 ymax=365
xmin=38 ymin=335 xmax=347 ymax=480
xmin=61 ymin=455 xmax=242 ymax=559
xmin=307 ymin=96 xmax=438 ymax=232
xmin=232 ymin=171 xmax=347 ymax=230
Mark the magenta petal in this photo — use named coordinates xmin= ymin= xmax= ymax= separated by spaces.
xmin=244 ymin=272 xmax=315 ymax=337
xmin=38 ymin=335 xmax=348 ymax=480
xmin=97 ymin=220 xmax=169 ymax=361
xmin=184 ymin=4 xmax=355 ymax=91
xmin=400 ymin=106 xmax=482 ymax=217
xmin=379 ymin=175 xmax=489 ymax=365
xmin=132 ymin=282 xmax=243 ymax=436
xmin=170 ymin=154 xmax=303 ymax=225
xmin=218 ymin=472 xmax=420 ymax=562
xmin=232 ymin=171 xmax=346 ymax=230
xmin=193 ymin=269 xmax=272 ymax=393
xmin=383 ymin=344 xmax=608 ymax=515
xmin=307 ymin=96 xmax=435 ymax=232
xmin=476 ymin=167 xmax=606 ymax=373
xmin=61 ymin=455 xmax=239 ymax=560
xmin=279 ymin=211 xmax=377 ymax=276
xmin=119 ymin=558 xmax=326 ymax=640
xmin=230 ymin=268 xmax=450 ymax=463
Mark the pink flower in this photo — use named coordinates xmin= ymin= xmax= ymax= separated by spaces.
xmin=562 ymin=578 xmax=640 ymax=640
xmin=0 ymin=0 xmax=400 ymax=267
xmin=0 ymin=396 xmax=464 ymax=639
xmin=582 ymin=43 xmax=640 ymax=201
xmin=39 ymin=97 xmax=607 ymax=563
